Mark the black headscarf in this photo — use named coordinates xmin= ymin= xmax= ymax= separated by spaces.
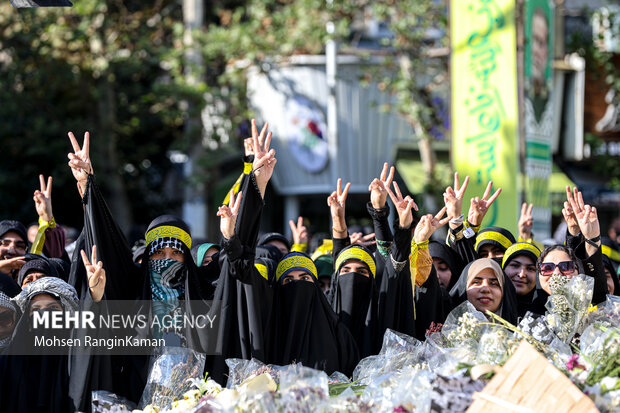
xmin=330 ymin=245 xmax=379 ymax=357
xmin=0 ymin=219 xmax=28 ymax=243
xmin=0 ymin=278 xmax=78 ymax=413
xmin=501 ymin=242 xmax=541 ymax=318
xmin=0 ymin=273 xmax=20 ymax=297
xmin=203 ymin=171 xmax=273 ymax=385
xmin=449 ymin=258 xmax=519 ymax=325
xmin=429 ymin=241 xmax=465 ymax=291
xmin=602 ymin=254 xmax=620 ymax=296
xmin=267 ymin=252 xmax=359 ymax=376
xmin=475 ymin=226 xmax=516 ymax=262
xmin=17 ymin=256 xmax=59 ymax=287
xmin=258 ymin=232 xmax=291 ymax=252
xmin=49 ymin=258 xmax=71 ymax=283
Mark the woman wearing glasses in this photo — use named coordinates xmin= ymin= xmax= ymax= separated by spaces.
xmin=528 ymin=187 xmax=609 ymax=315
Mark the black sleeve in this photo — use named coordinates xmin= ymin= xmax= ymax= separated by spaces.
xmin=447 ymin=224 xmax=478 ymax=265
xmin=391 ymin=223 xmax=412 ymax=267
xmin=332 ymin=236 xmax=351 ymax=261
xmin=79 ymin=175 xmax=141 ymax=300
xmin=234 ymin=171 xmax=264 ymax=251
xmin=565 ymin=230 xmax=583 ymax=251
xmin=366 ymin=202 xmax=393 ymax=242
xmin=574 ymin=243 xmax=608 ymax=305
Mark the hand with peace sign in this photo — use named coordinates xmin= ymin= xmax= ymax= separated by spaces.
xmin=386 ymin=181 xmax=418 ymax=229
xmin=518 ymin=203 xmax=534 ymax=240
xmin=33 ymin=175 xmax=54 ymax=223
xmin=566 ymin=187 xmax=600 ymax=253
xmin=443 ymin=172 xmax=469 ymax=228
xmin=289 ymin=216 xmax=309 ymax=245
xmin=414 ymin=207 xmax=450 ymax=243
xmin=81 ymin=245 xmax=106 ymax=302
xmin=328 ymin=178 xmax=350 ymax=238
xmin=250 ymin=119 xmax=277 ymax=198
xmin=368 ymin=163 xmax=395 ymax=209
xmin=350 ymin=232 xmax=376 ymax=247
xmin=563 ymin=186 xmax=583 ymax=237
xmin=67 ymin=131 xmax=93 ymax=197
xmin=467 ymin=181 xmax=502 ymax=227
xmin=218 ymin=188 xmax=243 ymax=240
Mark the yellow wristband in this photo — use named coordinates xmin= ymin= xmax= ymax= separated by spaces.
xmin=38 ymin=216 xmax=56 ymax=228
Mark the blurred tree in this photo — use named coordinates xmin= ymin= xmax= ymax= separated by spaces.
xmin=0 ymin=0 xmax=204 ymax=237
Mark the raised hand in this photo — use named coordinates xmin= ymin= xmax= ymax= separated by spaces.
xmin=33 ymin=175 xmax=54 ymax=222
xmin=563 ymin=186 xmax=583 ymax=236
xmin=218 ymin=188 xmax=243 ymax=240
xmin=289 ymin=216 xmax=309 ymax=245
xmin=467 ymin=181 xmax=502 ymax=227
xmin=518 ymin=202 xmax=534 ymax=240
xmin=443 ymin=172 xmax=469 ymax=227
xmin=566 ymin=187 xmax=600 ymax=242
xmin=414 ymin=207 xmax=450 ymax=243
xmin=251 ymin=119 xmax=277 ymax=197
xmin=81 ymin=245 xmax=106 ymax=302
xmin=67 ymin=131 xmax=93 ymax=197
xmin=350 ymin=232 xmax=376 ymax=247
xmin=368 ymin=162 xmax=395 ymax=209
xmin=386 ymin=181 xmax=418 ymax=229
xmin=327 ymin=178 xmax=350 ymax=238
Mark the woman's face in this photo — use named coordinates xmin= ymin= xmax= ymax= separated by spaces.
xmin=201 ymin=247 xmax=220 ymax=266
xmin=29 ymin=293 xmax=62 ymax=316
xmin=504 ymin=255 xmax=537 ymax=296
xmin=0 ymin=307 xmax=16 ymax=339
xmin=21 ymin=271 xmax=46 ymax=288
xmin=281 ymin=269 xmax=314 ymax=285
xmin=538 ymin=249 xmax=577 ymax=294
xmin=466 ymin=268 xmax=502 ymax=314
xmin=432 ymin=258 xmax=452 ymax=289
xmin=150 ymin=246 xmax=185 ymax=263
xmin=338 ymin=259 xmax=370 ymax=277
xmin=605 ymin=267 xmax=615 ymax=295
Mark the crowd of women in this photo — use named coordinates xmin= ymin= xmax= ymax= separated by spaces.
xmin=0 ymin=120 xmax=618 ymax=412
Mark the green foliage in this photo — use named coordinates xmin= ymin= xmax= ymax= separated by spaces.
xmin=0 ymin=0 xmax=202 ymax=229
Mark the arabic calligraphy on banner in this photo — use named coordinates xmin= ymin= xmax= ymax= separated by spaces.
xmin=451 ymin=0 xmax=520 ymax=234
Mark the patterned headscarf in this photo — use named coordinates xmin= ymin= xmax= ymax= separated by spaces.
xmin=13 ymin=277 xmax=79 ymax=313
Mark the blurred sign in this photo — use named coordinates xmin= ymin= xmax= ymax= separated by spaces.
xmin=283 ymin=96 xmax=329 ymax=173
xmin=524 ymin=0 xmax=555 ymax=239
xmin=451 ymin=0 xmax=520 ymax=234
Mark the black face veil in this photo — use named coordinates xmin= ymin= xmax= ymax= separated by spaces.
xmin=267 ymin=252 xmax=359 ymax=376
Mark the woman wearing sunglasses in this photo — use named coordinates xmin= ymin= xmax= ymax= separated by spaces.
xmin=529 ymin=187 xmax=609 ymax=315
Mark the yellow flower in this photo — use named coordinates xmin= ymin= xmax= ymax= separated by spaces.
xmin=588 ymin=304 xmax=598 ymax=313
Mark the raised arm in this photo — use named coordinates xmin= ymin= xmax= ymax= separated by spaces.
xmin=31 ymin=175 xmax=66 ymax=258
xmin=328 ymin=178 xmax=351 ymax=258
xmin=367 ymin=163 xmax=395 ymax=249
xmin=66 ymin=132 xmax=138 ymax=300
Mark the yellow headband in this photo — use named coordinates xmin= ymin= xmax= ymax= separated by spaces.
xmin=602 ymin=244 xmax=620 ymax=263
xmin=311 ymin=239 xmax=333 ymax=261
xmin=335 ymin=247 xmax=376 ymax=278
xmin=276 ymin=254 xmax=317 ymax=281
xmin=254 ymin=263 xmax=269 ymax=280
xmin=475 ymin=231 xmax=513 ymax=252
xmin=502 ymin=242 xmax=541 ymax=267
xmin=146 ymin=226 xmax=192 ymax=250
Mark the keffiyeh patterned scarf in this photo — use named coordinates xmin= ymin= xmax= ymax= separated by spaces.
xmin=13 ymin=277 xmax=79 ymax=313
xmin=149 ymin=258 xmax=186 ymax=340
xmin=0 ymin=292 xmax=16 ymax=348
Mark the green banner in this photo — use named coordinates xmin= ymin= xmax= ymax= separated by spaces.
xmin=524 ymin=0 xmax=555 ymax=239
xmin=451 ymin=0 xmax=520 ymax=235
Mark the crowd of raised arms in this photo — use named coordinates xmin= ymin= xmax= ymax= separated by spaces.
xmin=0 ymin=120 xmax=618 ymax=412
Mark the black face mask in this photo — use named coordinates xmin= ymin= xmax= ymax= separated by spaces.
xmin=278 ymin=280 xmax=316 ymax=332
xmin=335 ymin=272 xmax=372 ymax=329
